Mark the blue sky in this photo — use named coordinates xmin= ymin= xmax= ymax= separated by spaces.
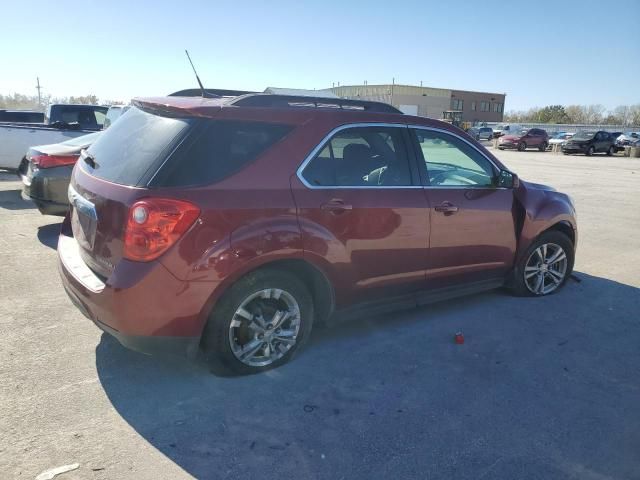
xmin=1 ymin=0 xmax=638 ymax=111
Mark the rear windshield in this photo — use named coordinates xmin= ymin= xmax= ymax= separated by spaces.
xmin=81 ymin=107 xmax=191 ymax=185
xmin=150 ymin=120 xmax=292 ymax=187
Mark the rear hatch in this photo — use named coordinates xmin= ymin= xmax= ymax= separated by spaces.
xmin=68 ymin=105 xmax=195 ymax=278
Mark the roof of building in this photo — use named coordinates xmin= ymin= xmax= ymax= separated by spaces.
xmin=264 ymin=87 xmax=338 ymax=98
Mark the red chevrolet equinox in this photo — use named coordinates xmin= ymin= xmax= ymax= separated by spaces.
xmin=58 ymin=94 xmax=577 ymax=374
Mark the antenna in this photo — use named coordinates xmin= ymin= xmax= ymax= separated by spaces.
xmin=36 ymin=77 xmax=43 ymax=106
xmin=184 ymin=49 xmax=207 ymax=98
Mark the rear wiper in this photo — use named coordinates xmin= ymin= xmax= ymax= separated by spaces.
xmin=80 ymin=149 xmax=97 ymax=169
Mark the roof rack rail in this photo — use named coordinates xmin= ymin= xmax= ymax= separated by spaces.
xmin=229 ymin=94 xmax=402 ymax=114
xmin=169 ymin=88 xmax=257 ymax=98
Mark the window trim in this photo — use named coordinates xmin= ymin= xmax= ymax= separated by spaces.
xmin=296 ymin=123 xmax=422 ymax=190
xmin=408 ymin=125 xmax=507 ymax=190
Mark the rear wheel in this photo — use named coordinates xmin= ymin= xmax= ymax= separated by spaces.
xmin=201 ymin=269 xmax=314 ymax=375
xmin=517 ymin=141 xmax=527 ymax=151
xmin=512 ymin=231 xmax=574 ymax=297
xmin=586 ymin=146 xmax=595 ymax=156
xmin=607 ymin=145 xmax=615 ymax=156
xmin=539 ymin=142 xmax=548 ymax=152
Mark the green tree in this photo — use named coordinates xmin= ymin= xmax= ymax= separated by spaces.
xmin=535 ymin=105 xmax=570 ymax=123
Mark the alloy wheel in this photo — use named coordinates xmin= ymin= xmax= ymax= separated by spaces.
xmin=228 ymin=288 xmax=301 ymax=367
xmin=524 ymin=243 xmax=568 ymax=295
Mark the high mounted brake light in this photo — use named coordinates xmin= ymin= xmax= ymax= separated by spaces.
xmin=123 ymin=198 xmax=200 ymax=262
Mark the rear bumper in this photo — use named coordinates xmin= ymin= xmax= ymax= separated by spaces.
xmin=57 ymin=219 xmax=214 ymax=358
xmin=20 ymin=164 xmax=72 ymax=216
xmin=62 ymin=280 xmax=199 ymax=357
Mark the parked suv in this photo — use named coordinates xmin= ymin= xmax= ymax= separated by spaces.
xmin=562 ymin=131 xmax=616 ymax=156
xmin=58 ymin=94 xmax=577 ymax=374
xmin=498 ymin=128 xmax=549 ymax=151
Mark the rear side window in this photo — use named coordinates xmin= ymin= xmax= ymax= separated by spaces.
xmin=152 ymin=121 xmax=292 ymax=187
xmin=301 ymin=126 xmax=413 ymax=187
xmin=81 ymin=107 xmax=192 ymax=186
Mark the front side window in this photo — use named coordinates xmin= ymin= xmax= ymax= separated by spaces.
xmin=412 ymin=129 xmax=496 ymax=187
xmin=301 ymin=126 xmax=413 ymax=187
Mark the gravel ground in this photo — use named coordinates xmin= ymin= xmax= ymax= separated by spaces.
xmin=1 ymin=149 xmax=639 ymax=480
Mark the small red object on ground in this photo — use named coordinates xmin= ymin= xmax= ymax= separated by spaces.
xmin=454 ymin=332 xmax=464 ymax=344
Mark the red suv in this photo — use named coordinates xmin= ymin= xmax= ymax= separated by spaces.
xmin=58 ymin=94 xmax=577 ymax=374
xmin=498 ymin=128 xmax=549 ymax=151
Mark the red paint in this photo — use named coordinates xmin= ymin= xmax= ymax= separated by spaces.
xmin=58 ymin=95 xmax=578 ymax=350
xmin=455 ymin=332 xmax=465 ymax=344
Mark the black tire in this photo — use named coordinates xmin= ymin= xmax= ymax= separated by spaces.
xmin=539 ymin=142 xmax=547 ymax=152
xmin=201 ymin=269 xmax=314 ymax=375
xmin=512 ymin=231 xmax=574 ymax=297
xmin=606 ymin=145 xmax=615 ymax=156
xmin=517 ymin=141 xmax=527 ymax=151
xmin=586 ymin=146 xmax=595 ymax=156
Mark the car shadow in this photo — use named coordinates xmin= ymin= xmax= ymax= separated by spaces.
xmin=0 ymin=189 xmax=35 ymax=211
xmin=95 ymin=272 xmax=640 ymax=479
xmin=37 ymin=222 xmax=62 ymax=249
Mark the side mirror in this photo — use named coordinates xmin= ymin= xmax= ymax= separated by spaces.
xmin=497 ymin=170 xmax=519 ymax=188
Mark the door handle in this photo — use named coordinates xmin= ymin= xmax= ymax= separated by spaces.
xmin=321 ymin=199 xmax=353 ymax=214
xmin=434 ymin=202 xmax=459 ymax=215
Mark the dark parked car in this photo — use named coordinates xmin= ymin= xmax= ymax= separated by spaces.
xmin=498 ymin=128 xmax=549 ymax=151
xmin=562 ymin=131 xmax=616 ymax=156
xmin=0 ymin=109 xmax=45 ymax=123
xmin=19 ymin=132 xmax=101 ymax=215
xmin=58 ymin=94 xmax=577 ymax=374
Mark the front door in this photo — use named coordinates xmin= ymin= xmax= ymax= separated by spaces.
xmin=409 ymin=127 xmax=517 ymax=288
xmin=292 ymin=124 xmax=430 ymax=306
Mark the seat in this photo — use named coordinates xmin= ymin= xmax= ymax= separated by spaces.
xmin=339 ymin=143 xmax=374 ymax=186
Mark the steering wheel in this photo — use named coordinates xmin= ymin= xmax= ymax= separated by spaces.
xmin=430 ymin=170 xmax=453 ymax=186
xmin=431 ymin=171 xmax=476 ymax=186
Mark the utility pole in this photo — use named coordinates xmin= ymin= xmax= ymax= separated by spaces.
xmin=35 ymin=77 xmax=42 ymax=107
xmin=391 ymin=77 xmax=395 ymax=107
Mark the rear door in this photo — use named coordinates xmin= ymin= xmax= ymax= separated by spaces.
xmin=595 ymin=132 xmax=609 ymax=152
xmin=292 ymin=124 xmax=430 ymax=306
xmin=409 ymin=127 xmax=517 ymax=288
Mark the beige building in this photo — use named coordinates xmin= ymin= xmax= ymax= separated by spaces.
xmin=331 ymin=84 xmax=505 ymax=123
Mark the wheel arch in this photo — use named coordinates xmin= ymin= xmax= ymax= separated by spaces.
xmin=197 ymin=256 xmax=336 ymax=340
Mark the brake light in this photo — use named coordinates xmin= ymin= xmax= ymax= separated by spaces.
xmin=123 ymin=198 xmax=200 ymax=262
xmin=31 ymin=153 xmax=79 ymax=169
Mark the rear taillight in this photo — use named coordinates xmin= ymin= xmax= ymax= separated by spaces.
xmin=31 ymin=153 xmax=79 ymax=169
xmin=123 ymin=198 xmax=200 ymax=262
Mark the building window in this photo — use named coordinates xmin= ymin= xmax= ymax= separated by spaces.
xmin=452 ymin=99 xmax=464 ymax=110
xmin=480 ymin=101 xmax=490 ymax=112
xmin=471 ymin=101 xmax=476 ymax=111
xmin=492 ymin=102 xmax=503 ymax=113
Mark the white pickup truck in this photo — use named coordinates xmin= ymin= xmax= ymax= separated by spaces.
xmin=0 ymin=104 xmax=107 ymax=170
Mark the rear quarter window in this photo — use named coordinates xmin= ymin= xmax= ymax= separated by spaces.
xmin=151 ymin=121 xmax=292 ymax=187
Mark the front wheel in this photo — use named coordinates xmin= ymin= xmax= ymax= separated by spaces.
xmin=517 ymin=141 xmax=527 ymax=151
xmin=607 ymin=145 xmax=615 ymax=156
xmin=201 ymin=269 xmax=314 ymax=375
xmin=512 ymin=231 xmax=574 ymax=297
xmin=539 ymin=142 xmax=548 ymax=152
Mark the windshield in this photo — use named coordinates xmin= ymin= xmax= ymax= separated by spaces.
xmin=573 ymin=131 xmax=595 ymax=140
xmin=551 ymin=132 xmax=567 ymax=139
xmin=60 ymin=131 xmax=102 ymax=147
